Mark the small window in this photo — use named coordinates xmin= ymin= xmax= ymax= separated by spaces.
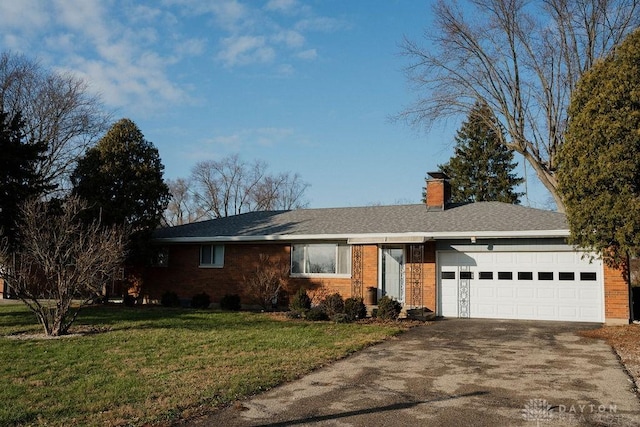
xmin=580 ymin=272 xmax=597 ymax=281
xmin=200 ymin=244 xmax=224 ymax=268
xmin=559 ymin=272 xmax=575 ymax=281
xmin=441 ymin=271 xmax=455 ymax=280
xmin=460 ymin=271 xmax=473 ymax=280
xmin=518 ymin=272 xmax=533 ymax=280
xmin=538 ymin=272 xmax=554 ymax=281
xmin=498 ymin=272 xmax=512 ymax=280
xmin=479 ymin=272 xmax=493 ymax=280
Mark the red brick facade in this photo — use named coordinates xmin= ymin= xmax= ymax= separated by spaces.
xmin=143 ymin=242 xmax=442 ymax=312
xmin=143 ymin=242 xmax=629 ymax=323
xmin=603 ymin=263 xmax=630 ymax=324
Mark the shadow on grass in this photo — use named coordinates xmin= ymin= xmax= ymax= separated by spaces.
xmin=253 ymin=391 xmax=490 ymax=427
xmin=71 ymin=305 xmax=291 ymax=333
xmin=0 ymin=306 xmax=40 ymax=328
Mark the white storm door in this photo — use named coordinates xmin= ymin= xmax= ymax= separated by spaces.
xmin=381 ymin=247 xmax=405 ymax=303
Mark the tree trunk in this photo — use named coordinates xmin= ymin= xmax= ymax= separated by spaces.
xmin=521 ymin=150 xmax=565 ymax=212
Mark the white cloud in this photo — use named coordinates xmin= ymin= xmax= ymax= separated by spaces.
xmin=297 ymin=48 xmax=317 ymax=60
xmin=295 ymin=16 xmax=348 ymax=32
xmin=0 ymin=0 xmax=50 ymax=31
xmin=206 ymin=127 xmax=296 ymax=151
xmin=216 ymin=35 xmax=275 ymax=67
xmin=272 ymin=30 xmax=305 ymax=48
xmin=265 ymin=0 xmax=299 ymax=13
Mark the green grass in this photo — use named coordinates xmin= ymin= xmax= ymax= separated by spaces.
xmin=0 ymin=304 xmax=405 ymax=426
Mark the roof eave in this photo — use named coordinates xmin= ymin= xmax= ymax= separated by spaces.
xmin=152 ymin=229 xmax=569 ymax=244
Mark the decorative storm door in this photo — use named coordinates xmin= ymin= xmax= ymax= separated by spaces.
xmin=381 ymin=247 xmax=405 ymax=303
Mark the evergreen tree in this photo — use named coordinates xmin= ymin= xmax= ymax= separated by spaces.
xmin=0 ymin=111 xmax=49 ymax=248
xmin=432 ymin=102 xmax=523 ymax=204
xmin=71 ymin=118 xmax=170 ymax=257
xmin=558 ymin=29 xmax=640 ymax=266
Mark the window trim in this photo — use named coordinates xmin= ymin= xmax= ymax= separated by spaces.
xmin=290 ymin=243 xmax=352 ymax=278
xmin=199 ymin=244 xmax=225 ymax=268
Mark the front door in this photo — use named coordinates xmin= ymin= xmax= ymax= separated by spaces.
xmin=381 ymin=247 xmax=405 ymax=303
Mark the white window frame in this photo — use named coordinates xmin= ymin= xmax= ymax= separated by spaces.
xmin=199 ymin=244 xmax=225 ymax=268
xmin=290 ymin=243 xmax=351 ymax=278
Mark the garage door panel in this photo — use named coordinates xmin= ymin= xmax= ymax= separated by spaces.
xmin=535 ymin=305 xmax=557 ymax=318
xmin=516 ymin=287 xmax=535 ymax=298
xmin=536 ymin=287 xmax=555 ymax=299
xmin=558 ymin=288 xmax=577 ymax=299
xmin=438 ymin=251 xmax=604 ymax=323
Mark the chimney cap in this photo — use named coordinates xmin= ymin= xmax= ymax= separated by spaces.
xmin=427 ymin=171 xmax=449 ymax=180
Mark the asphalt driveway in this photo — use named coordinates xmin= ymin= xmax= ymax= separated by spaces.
xmin=185 ymin=319 xmax=640 ymax=426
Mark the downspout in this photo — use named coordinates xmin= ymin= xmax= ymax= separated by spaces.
xmin=627 ymin=252 xmax=634 ymax=323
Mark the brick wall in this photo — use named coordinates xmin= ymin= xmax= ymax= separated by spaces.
xmin=144 ymin=243 xmax=354 ymax=305
xmin=144 ymin=242 xmax=441 ymax=310
xmin=604 ymin=263 xmax=630 ymax=323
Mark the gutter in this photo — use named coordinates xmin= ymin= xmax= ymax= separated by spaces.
xmin=152 ymin=229 xmax=570 ymax=244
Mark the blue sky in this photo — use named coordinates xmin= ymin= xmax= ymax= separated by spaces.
xmin=0 ymin=0 xmax=552 ymax=209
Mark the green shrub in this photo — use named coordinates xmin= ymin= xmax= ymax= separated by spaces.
xmin=306 ymin=306 xmax=329 ymax=321
xmin=377 ymin=295 xmax=402 ymax=320
xmin=160 ymin=291 xmax=180 ymax=308
xmin=344 ymin=297 xmax=367 ymax=321
xmin=190 ymin=292 xmax=211 ymax=309
xmin=123 ymin=294 xmax=136 ymax=307
xmin=289 ymin=288 xmax=311 ymax=312
xmin=320 ymin=293 xmax=344 ymax=319
xmin=332 ymin=313 xmax=350 ymax=323
xmin=220 ymin=294 xmax=242 ymax=311
xmin=285 ymin=310 xmax=303 ymax=319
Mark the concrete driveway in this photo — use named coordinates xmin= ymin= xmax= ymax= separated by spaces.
xmin=185 ymin=319 xmax=640 ymax=426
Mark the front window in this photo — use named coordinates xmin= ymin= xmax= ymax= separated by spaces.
xmin=200 ymin=244 xmax=224 ymax=268
xmin=291 ymin=243 xmax=351 ymax=276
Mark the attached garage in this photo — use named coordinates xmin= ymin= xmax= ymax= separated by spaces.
xmin=438 ymin=250 xmax=604 ymax=322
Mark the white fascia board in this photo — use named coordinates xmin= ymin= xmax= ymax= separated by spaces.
xmin=152 ymin=229 xmax=569 ymax=244
xmin=426 ymin=230 xmax=570 ymax=239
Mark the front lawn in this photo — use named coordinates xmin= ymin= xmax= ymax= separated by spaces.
xmin=0 ymin=304 xmax=405 ymax=426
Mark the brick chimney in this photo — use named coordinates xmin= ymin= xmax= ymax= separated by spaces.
xmin=425 ymin=171 xmax=451 ymax=210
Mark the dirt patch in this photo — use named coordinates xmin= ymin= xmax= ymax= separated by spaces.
xmin=579 ymin=324 xmax=640 ymax=393
xmin=5 ymin=325 xmax=111 ymax=340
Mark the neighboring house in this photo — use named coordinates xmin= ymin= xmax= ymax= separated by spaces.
xmin=145 ymin=172 xmax=630 ymax=324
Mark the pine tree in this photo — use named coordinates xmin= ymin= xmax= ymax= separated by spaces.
xmin=0 ymin=110 xmax=49 ymax=249
xmin=433 ymin=102 xmax=523 ymax=204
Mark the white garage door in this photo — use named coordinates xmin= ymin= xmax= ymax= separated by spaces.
xmin=438 ymin=251 xmax=604 ymax=322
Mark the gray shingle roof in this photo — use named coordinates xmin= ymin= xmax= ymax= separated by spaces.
xmin=154 ymin=202 xmax=568 ymax=242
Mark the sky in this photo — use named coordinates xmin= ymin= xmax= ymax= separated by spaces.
xmin=0 ymin=0 xmax=553 ymax=209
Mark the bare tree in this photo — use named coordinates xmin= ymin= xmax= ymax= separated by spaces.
xmin=243 ymin=254 xmax=290 ymax=310
xmin=164 ymin=178 xmax=207 ymax=226
xmin=190 ymin=154 xmax=266 ymax=218
xmin=0 ymin=197 xmax=128 ymax=336
xmin=252 ymin=172 xmax=310 ymax=211
xmin=399 ymin=0 xmax=640 ymax=211
xmin=187 ymin=154 xmax=309 ymax=220
xmin=0 ymin=52 xmax=110 ymax=193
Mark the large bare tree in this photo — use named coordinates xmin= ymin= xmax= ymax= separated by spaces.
xmin=0 ymin=197 xmax=128 ymax=336
xmin=400 ymin=0 xmax=640 ymax=211
xmin=180 ymin=154 xmax=309 ymax=221
xmin=164 ymin=178 xmax=207 ymax=226
xmin=0 ymin=52 xmax=110 ymax=193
